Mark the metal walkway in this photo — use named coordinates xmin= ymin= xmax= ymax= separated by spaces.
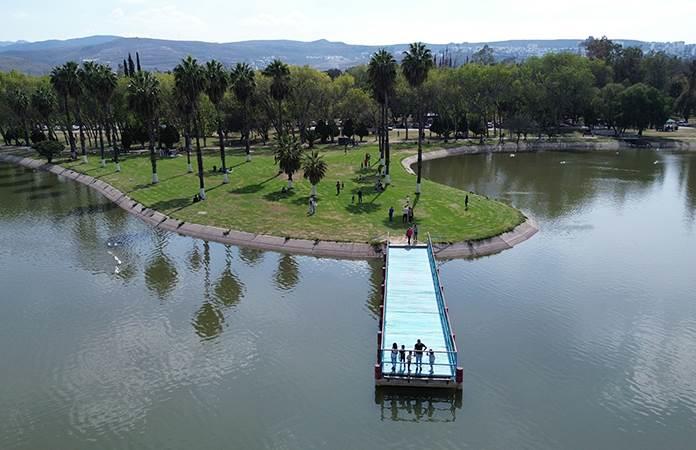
xmin=376 ymin=238 xmax=462 ymax=389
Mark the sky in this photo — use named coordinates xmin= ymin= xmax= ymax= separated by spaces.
xmin=3 ymin=0 xmax=696 ymax=45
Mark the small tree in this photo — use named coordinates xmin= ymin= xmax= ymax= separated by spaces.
xmin=33 ymin=140 xmax=64 ymax=163
xmin=302 ymin=151 xmax=327 ymax=197
xmin=275 ymin=135 xmax=303 ymax=189
xmin=356 ymin=122 xmax=369 ymax=141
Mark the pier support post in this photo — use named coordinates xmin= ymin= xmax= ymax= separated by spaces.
xmin=375 ymin=364 xmax=382 ymax=380
xmin=456 ymin=367 xmax=464 ymax=384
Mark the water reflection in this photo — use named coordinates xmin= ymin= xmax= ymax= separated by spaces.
xmin=193 ymin=244 xmax=245 ymax=340
xmin=421 ymin=150 xmax=669 ymax=221
xmin=366 ymin=259 xmax=385 ymax=318
xmin=238 ymin=246 xmax=264 ymax=267
xmin=374 ymin=388 xmax=462 ymax=422
xmin=274 ymin=254 xmax=300 ymax=291
xmin=144 ymin=232 xmax=178 ymax=299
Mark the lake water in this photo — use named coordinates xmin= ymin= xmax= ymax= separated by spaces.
xmin=1 ymin=148 xmax=695 ymax=449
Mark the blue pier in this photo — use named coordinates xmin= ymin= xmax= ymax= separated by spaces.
xmin=376 ymin=238 xmax=463 ymax=389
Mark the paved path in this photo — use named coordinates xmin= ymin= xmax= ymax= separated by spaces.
xmin=0 ymin=150 xmax=538 ymax=259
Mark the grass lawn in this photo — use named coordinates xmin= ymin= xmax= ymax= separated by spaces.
xmin=53 ymin=142 xmax=524 ymax=243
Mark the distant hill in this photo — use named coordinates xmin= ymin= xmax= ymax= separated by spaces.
xmin=0 ymin=35 xmax=694 ymax=75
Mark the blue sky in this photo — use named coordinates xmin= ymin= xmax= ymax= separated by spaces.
xmin=4 ymin=0 xmax=696 ymax=44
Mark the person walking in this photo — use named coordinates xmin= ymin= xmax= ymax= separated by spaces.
xmin=399 ymin=344 xmax=406 ymax=371
xmin=406 ymin=226 xmax=414 ymax=246
xmin=357 ymin=189 xmax=363 ymax=204
xmin=402 ymin=205 xmax=409 ymax=223
xmin=428 ymin=348 xmax=435 ymax=374
xmin=408 ymin=206 xmax=414 ymax=223
xmin=388 ymin=206 xmax=394 ymax=223
xmin=413 ymin=223 xmax=419 ymax=243
xmin=336 ymin=181 xmax=341 ymax=195
xmin=465 ymin=194 xmax=469 ymax=211
xmin=390 ymin=342 xmax=398 ymax=372
xmin=414 ymin=339 xmax=427 ymax=370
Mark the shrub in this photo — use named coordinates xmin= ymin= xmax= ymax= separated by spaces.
xmin=33 ymin=140 xmax=64 ymax=163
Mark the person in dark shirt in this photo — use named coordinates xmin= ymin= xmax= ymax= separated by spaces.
xmin=399 ymin=345 xmax=406 ymax=371
xmin=414 ymin=339 xmax=427 ymax=370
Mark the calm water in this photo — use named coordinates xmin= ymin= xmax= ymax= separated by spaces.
xmin=1 ymin=149 xmax=695 ymax=449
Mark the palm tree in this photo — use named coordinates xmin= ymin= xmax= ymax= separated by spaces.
xmin=174 ymin=56 xmax=207 ymax=199
xmin=31 ymin=86 xmax=57 ymax=141
xmin=275 ymin=134 xmax=303 ymax=189
xmin=402 ymin=42 xmax=434 ymax=194
xmin=262 ymin=59 xmax=290 ymax=137
xmin=204 ymin=60 xmax=231 ymax=183
xmin=9 ymin=89 xmax=30 ymax=146
xmin=50 ymin=62 xmax=81 ymax=159
xmin=302 ymin=151 xmax=328 ymax=197
xmin=83 ymin=63 xmax=117 ymax=167
xmin=368 ymin=49 xmax=397 ymax=184
xmin=231 ymin=63 xmax=256 ymax=161
xmin=128 ymin=71 xmax=161 ymax=184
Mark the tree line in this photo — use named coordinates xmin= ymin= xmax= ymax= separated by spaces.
xmin=1 ymin=36 xmax=695 ymax=194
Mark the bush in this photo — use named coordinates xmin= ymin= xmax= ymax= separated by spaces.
xmin=33 ymin=140 xmax=64 ymax=163
xmin=159 ymin=123 xmax=180 ymax=149
xmin=31 ymin=129 xmax=47 ymax=144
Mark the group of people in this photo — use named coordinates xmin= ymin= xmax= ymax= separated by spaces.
xmin=389 ymin=339 xmax=436 ymax=375
xmin=361 ymin=152 xmax=372 ymax=169
xmin=405 ymin=223 xmax=418 ymax=245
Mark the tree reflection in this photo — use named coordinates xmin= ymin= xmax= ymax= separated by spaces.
xmin=192 ymin=244 xmax=245 ymax=340
xmin=238 ymin=246 xmax=264 ymax=267
xmin=366 ymin=258 xmax=385 ymax=318
xmin=273 ymin=253 xmax=300 ymax=291
xmin=144 ymin=232 xmax=178 ymax=300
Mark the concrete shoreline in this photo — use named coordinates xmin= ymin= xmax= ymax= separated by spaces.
xmin=0 ymin=151 xmax=538 ymax=259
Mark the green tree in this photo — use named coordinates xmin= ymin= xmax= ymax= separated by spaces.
xmin=368 ymin=49 xmax=397 ymax=183
xmin=8 ymin=89 xmax=30 ymax=146
xmin=262 ymin=59 xmax=291 ymax=137
xmin=204 ymin=60 xmax=231 ymax=183
xmin=274 ymin=134 xmax=303 ymax=189
xmin=49 ymin=62 xmax=81 ymax=159
xmin=33 ymin=140 xmax=64 ymax=163
xmin=230 ymin=62 xmax=256 ymax=161
xmin=402 ymin=42 xmax=433 ymax=194
xmin=128 ymin=71 xmax=161 ymax=183
xmin=174 ymin=56 xmax=207 ymax=198
xmin=31 ymin=86 xmax=57 ymax=141
xmin=302 ymin=150 xmax=328 ymax=197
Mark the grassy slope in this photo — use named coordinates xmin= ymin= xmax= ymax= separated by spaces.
xmin=55 ymin=142 xmax=523 ymax=243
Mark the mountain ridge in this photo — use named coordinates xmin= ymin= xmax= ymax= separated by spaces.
xmin=0 ymin=35 xmax=693 ymax=75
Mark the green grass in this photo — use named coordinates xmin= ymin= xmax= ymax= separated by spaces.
xmin=53 ymin=142 xmax=524 ymax=243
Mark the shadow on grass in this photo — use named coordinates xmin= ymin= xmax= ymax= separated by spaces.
xmin=345 ymin=202 xmax=380 ymax=214
xmin=149 ymin=197 xmax=193 ymax=213
xmin=264 ymin=188 xmax=296 ymax=202
xmin=231 ymin=174 xmax=279 ymax=195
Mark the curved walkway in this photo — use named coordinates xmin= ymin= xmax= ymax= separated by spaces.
xmin=0 ymin=151 xmax=538 ymax=259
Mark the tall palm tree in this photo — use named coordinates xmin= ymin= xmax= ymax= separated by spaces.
xmin=174 ymin=56 xmax=207 ymax=199
xmin=31 ymin=86 xmax=57 ymax=141
xmin=262 ymin=59 xmax=290 ymax=137
xmin=128 ymin=71 xmax=161 ymax=184
xmin=368 ymin=49 xmax=397 ymax=184
xmin=9 ymin=89 xmax=30 ymax=146
xmin=275 ymin=134 xmax=303 ymax=189
xmin=302 ymin=151 xmax=328 ymax=197
xmin=93 ymin=65 xmax=119 ymax=171
xmin=83 ymin=63 xmax=117 ymax=167
xmin=402 ymin=42 xmax=434 ymax=194
xmin=50 ymin=62 xmax=81 ymax=159
xmin=231 ymin=63 xmax=256 ymax=161
xmin=204 ymin=60 xmax=231 ymax=183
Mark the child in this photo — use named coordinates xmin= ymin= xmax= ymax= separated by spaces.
xmin=406 ymin=351 xmax=412 ymax=373
xmin=428 ymin=348 xmax=435 ymax=374
xmin=399 ymin=344 xmax=406 ymax=371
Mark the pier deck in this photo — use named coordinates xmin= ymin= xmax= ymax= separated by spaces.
xmin=376 ymin=240 xmax=462 ymax=389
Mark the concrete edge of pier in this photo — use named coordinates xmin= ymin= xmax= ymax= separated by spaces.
xmin=0 ymin=151 xmax=538 ymax=260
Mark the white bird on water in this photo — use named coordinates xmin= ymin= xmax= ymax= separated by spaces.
xmin=509 ymin=153 xmax=516 ymax=158
xmin=560 ymin=161 xmax=567 ymax=165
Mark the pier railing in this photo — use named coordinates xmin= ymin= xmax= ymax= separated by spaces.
xmin=378 ymin=348 xmax=458 ymax=377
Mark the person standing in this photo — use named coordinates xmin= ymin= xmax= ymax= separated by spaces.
xmin=402 ymin=205 xmax=409 ymax=223
xmin=414 ymin=339 xmax=427 ymax=369
xmin=465 ymin=194 xmax=469 ymax=211
xmin=336 ymin=181 xmax=341 ymax=195
xmin=399 ymin=344 xmax=406 ymax=371
xmin=390 ymin=342 xmax=399 ymax=372
xmin=413 ymin=223 xmax=419 ymax=243
xmin=428 ymin=348 xmax=435 ymax=374
xmin=406 ymin=226 xmax=414 ymax=246
xmin=388 ymin=206 xmax=394 ymax=223
xmin=406 ymin=351 xmax=412 ymax=373
xmin=358 ymin=189 xmax=363 ymax=204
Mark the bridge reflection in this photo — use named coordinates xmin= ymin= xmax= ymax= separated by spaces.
xmin=375 ymin=387 xmax=462 ymax=422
